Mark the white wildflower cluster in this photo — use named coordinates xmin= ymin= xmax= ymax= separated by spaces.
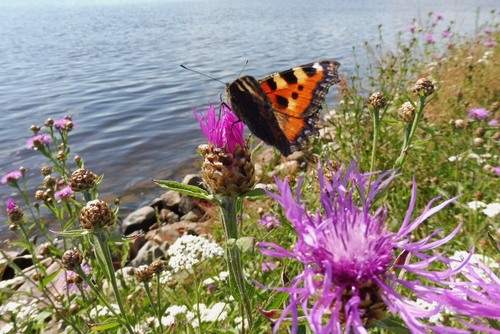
xmin=167 ymin=235 xmax=224 ymax=273
xmin=89 ymin=303 xmax=120 ymax=319
xmin=0 ymin=299 xmax=42 ymax=334
xmin=467 ymin=201 xmax=500 ymax=218
xmin=202 ymin=271 xmax=229 ymax=286
xmin=450 ymin=251 xmax=499 ymax=281
xmin=234 ymin=316 xmax=249 ymax=333
xmin=159 ymin=270 xmax=174 ymax=285
xmin=185 ymin=302 xmax=228 ymax=328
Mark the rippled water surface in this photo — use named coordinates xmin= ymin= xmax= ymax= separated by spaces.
xmin=0 ymin=0 xmax=497 ymax=232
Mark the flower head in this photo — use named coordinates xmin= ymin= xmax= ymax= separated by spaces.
xmin=5 ymin=198 xmax=23 ymax=223
xmin=467 ymin=107 xmax=490 ymax=120
xmin=485 ymin=39 xmax=497 ymax=47
xmin=54 ymin=115 xmax=75 ymax=131
xmin=194 ymin=103 xmax=244 ymax=154
xmin=55 ymin=185 xmax=74 ymax=201
xmin=1 ymin=170 xmax=23 ymax=185
xmin=27 ymin=133 xmax=52 ymax=150
xmin=407 ymin=24 xmax=417 ymax=33
xmin=167 ymin=235 xmax=224 ymax=273
xmin=259 ymin=215 xmax=281 ymax=229
xmin=424 ymin=33 xmax=436 ymax=43
xmin=398 ymin=101 xmax=416 ymax=122
xmin=80 ymin=199 xmax=115 ymax=229
xmin=194 ymin=104 xmax=254 ymax=196
xmin=258 ymin=161 xmax=498 ymax=333
xmin=441 ymin=30 xmax=452 ymax=38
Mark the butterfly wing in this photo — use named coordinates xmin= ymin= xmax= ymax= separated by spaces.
xmin=227 ymin=60 xmax=340 ymax=156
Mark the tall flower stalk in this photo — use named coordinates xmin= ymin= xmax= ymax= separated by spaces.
xmin=258 ymin=160 xmax=500 ymax=333
xmin=156 ymin=103 xmax=256 ymax=329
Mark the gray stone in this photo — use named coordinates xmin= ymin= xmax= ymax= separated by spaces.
xmin=161 ymin=191 xmax=181 ymax=212
xmin=122 ymin=206 xmax=157 ymax=236
xmin=129 ymin=240 xmax=168 ymax=267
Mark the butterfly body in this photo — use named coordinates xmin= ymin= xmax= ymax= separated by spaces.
xmin=227 ymin=60 xmax=340 ymax=156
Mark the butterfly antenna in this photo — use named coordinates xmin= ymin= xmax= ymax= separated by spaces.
xmin=180 ymin=64 xmax=225 ymax=85
xmin=236 ymin=60 xmax=249 ymax=78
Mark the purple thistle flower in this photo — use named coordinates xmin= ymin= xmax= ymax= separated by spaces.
xmin=485 ymin=39 xmax=497 ymax=47
xmin=27 ymin=133 xmax=52 ymax=150
xmin=63 ymin=263 xmax=91 ymax=292
xmin=424 ymin=33 xmax=436 ymax=43
xmin=484 ymin=27 xmax=493 ymax=34
xmin=193 ymin=103 xmax=245 ymax=154
xmin=5 ymin=198 xmax=17 ymax=212
xmin=55 ymin=185 xmax=74 ymax=200
xmin=441 ymin=30 xmax=452 ymax=38
xmin=262 ymin=261 xmax=277 ymax=272
xmin=1 ymin=170 xmax=23 ymax=185
xmin=259 ymin=215 xmax=281 ymax=229
xmin=54 ymin=115 xmax=75 ymax=131
xmin=489 ymin=119 xmax=498 ymax=127
xmin=493 ymin=166 xmax=500 ymax=176
xmin=258 ymin=161 xmax=499 ymax=333
xmin=407 ymin=24 xmax=417 ymax=33
xmin=467 ymin=107 xmax=490 ymax=120
xmin=436 ymin=13 xmax=444 ymax=21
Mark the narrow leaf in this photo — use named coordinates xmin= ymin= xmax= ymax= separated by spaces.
xmin=153 ymin=180 xmax=214 ymax=201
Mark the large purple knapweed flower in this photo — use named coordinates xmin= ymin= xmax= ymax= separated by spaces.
xmin=467 ymin=107 xmax=490 ymax=120
xmin=27 ymin=133 xmax=52 ymax=150
xmin=1 ymin=171 xmax=23 ymax=185
xmin=258 ymin=161 xmax=499 ymax=333
xmin=193 ymin=103 xmax=244 ymax=154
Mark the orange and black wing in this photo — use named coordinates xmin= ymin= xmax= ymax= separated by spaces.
xmin=227 ymin=60 xmax=340 ymax=156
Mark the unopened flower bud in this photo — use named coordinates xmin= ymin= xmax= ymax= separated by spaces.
xmin=413 ymin=78 xmax=435 ymax=97
xmin=149 ymin=259 xmax=165 ymax=275
xmin=61 ymin=248 xmax=82 ymax=270
xmin=473 ymin=137 xmax=484 ymax=147
xmin=41 ymin=166 xmax=52 ymax=176
xmin=135 ymin=265 xmax=153 ymax=283
xmin=30 ymin=125 xmax=41 ymax=134
xmin=398 ymin=102 xmax=416 ymax=122
xmin=80 ymin=199 xmax=115 ymax=229
xmin=368 ymin=92 xmax=387 ymax=109
xmin=44 ymin=118 xmax=54 ymax=127
xmin=44 ymin=175 xmax=57 ymax=188
xmin=475 ymin=127 xmax=486 ymax=137
xmin=70 ymin=168 xmax=98 ymax=192
xmin=453 ymin=119 xmax=469 ymax=129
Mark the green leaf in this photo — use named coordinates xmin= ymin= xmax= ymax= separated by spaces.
xmin=39 ymin=267 xmax=61 ymax=290
xmin=236 ymin=237 xmax=256 ymax=254
xmin=51 ymin=229 xmax=90 ymax=237
xmin=376 ymin=317 xmax=410 ymax=334
xmin=90 ymin=321 xmax=121 ymax=331
xmin=153 ymin=180 xmax=214 ymax=201
xmin=242 ymin=188 xmax=267 ymax=199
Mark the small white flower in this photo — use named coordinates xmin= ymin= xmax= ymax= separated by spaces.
xmin=482 ymin=203 xmax=500 ymax=218
xmin=467 ymin=201 xmax=487 ymax=210
xmin=167 ymin=235 xmax=224 ymax=273
xmin=448 ymin=155 xmax=462 ymax=162
xmin=165 ymin=304 xmax=188 ymax=317
xmin=415 ymin=299 xmax=444 ymax=324
xmin=159 ymin=270 xmax=173 ymax=284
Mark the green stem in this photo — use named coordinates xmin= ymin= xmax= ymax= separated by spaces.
xmin=394 ymin=96 xmax=426 ymax=170
xmin=144 ymin=282 xmax=163 ymax=333
xmin=219 ymin=197 xmax=253 ymax=330
xmin=369 ymin=107 xmax=381 ymax=175
xmin=93 ymin=229 xmax=135 ymax=334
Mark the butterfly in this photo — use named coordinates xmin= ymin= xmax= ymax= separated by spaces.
xmin=226 ymin=60 xmax=340 ymax=156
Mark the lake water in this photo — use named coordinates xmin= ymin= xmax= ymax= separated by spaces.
xmin=0 ymin=0 xmax=497 ymax=233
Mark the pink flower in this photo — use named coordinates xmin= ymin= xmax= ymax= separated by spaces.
xmin=262 ymin=261 xmax=277 ymax=272
xmin=467 ymin=107 xmax=490 ymax=120
xmin=27 ymin=133 xmax=52 ymax=150
xmin=489 ymin=119 xmax=498 ymax=127
xmin=258 ymin=215 xmax=281 ymax=229
xmin=1 ymin=171 xmax=22 ymax=185
xmin=424 ymin=33 xmax=436 ymax=43
xmin=485 ymin=39 xmax=497 ymax=47
xmin=441 ymin=30 xmax=452 ymax=38
xmin=55 ymin=185 xmax=74 ymax=200
xmin=54 ymin=115 xmax=75 ymax=131
xmin=407 ymin=24 xmax=417 ymax=33
xmin=193 ymin=104 xmax=245 ymax=154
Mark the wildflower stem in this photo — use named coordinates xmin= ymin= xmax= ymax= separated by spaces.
xmin=394 ymin=96 xmax=426 ymax=169
xmin=219 ymin=197 xmax=253 ymax=330
xmin=144 ymin=282 xmax=163 ymax=333
xmin=369 ymin=107 xmax=381 ymax=174
xmin=93 ymin=229 xmax=135 ymax=334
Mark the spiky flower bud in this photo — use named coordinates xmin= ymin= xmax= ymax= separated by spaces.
xmin=368 ymin=92 xmax=387 ymax=109
xmin=473 ymin=137 xmax=484 ymax=147
xmin=199 ymin=144 xmax=255 ymax=196
xmin=475 ymin=127 xmax=486 ymax=137
xmin=135 ymin=265 xmax=154 ymax=283
xmin=149 ymin=259 xmax=165 ymax=275
xmin=413 ymin=78 xmax=435 ymax=97
xmin=453 ymin=119 xmax=470 ymax=129
xmin=398 ymin=102 xmax=416 ymax=122
xmin=41 ymin=166 xmax=52 ymax=176
xmin=39 ymin=242 xmax=51 ymax=257
xmin=44 ymin=175 xmax=57 ymax=188
xmin=44 ymin=118 xmax=54 ymax=127
xmin=5 ymin=199 xmax=23 ymax=223
xmin=61 ymin=248 xmax=82 ymax=270
xmin=80 ymin=199 xmax=115 ymax=229
xmin=70 ymin=168 xmax=98 ymax=192
xmin=30 ymin=125 xmax=41 ymax=134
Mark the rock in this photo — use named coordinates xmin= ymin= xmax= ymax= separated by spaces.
xmin=161 ymin=191 xmax=181 ymax=212
xmin=180 ymin=210 xmax=200 ymax=222
xmin=122 ymin=206 xmax=157 ymax=236
xmin=160 ymin=208 xmax=179 ymax=224
xmin=129 ymin=240 xmax=169 ymax=267
xmin=145 ymin=221 xmax=213 ymax=246
xmin=181 ymin=174 xmax=205 ymax=189
xmin=178 ymin=195 xmax=196 ymax=215
xmin=270 ymin=160 xmax=299 ymax=177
